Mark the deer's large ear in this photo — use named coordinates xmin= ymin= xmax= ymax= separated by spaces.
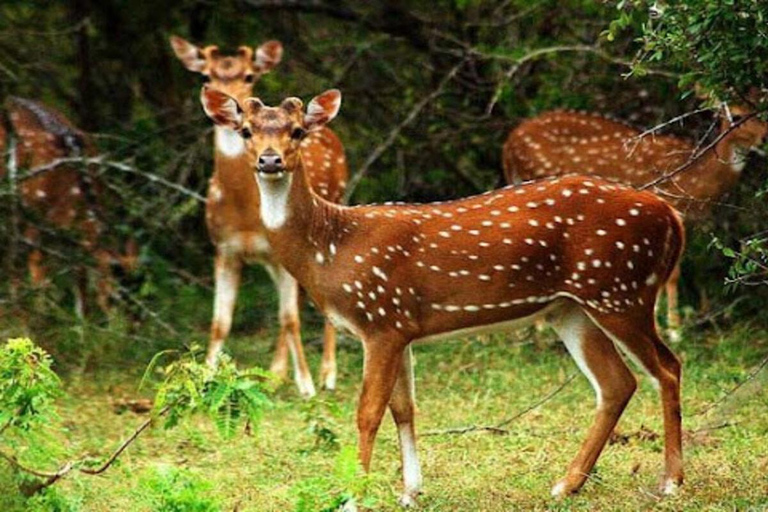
xmin=304 ymin=89 xmax=341 ymax=132
xmin=170 ymin=35 xmax=207 ymax=73
xmin=200 ymin=86 xmax=243 ymax=130
xmin=255 ymin=40 xmax=283 ymax=73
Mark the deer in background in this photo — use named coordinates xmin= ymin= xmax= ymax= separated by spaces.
xmin=0 ymin=97 xmax=137 ymax=316
xmin=201 ymin=86 xmax=685 ymax=505
xmin=171 ymin=36 xmax=348 ymax=395
xmin=503 ymin=106 xmax=767 ymax=339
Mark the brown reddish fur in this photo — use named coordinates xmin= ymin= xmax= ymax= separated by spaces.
xmin=503 ymin=109 xmax=767 ymax=217
xmin=202 ymin=87 xmax=686 ymax=503
xmin=503 ymin=108 xmax=767 ymax=333
xmin=172 ymin=36 xmax=347 ymax=392
xmin=0 ymin=97 xmax=135 ymax=314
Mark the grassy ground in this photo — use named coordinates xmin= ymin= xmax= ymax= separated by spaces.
xmin=0 ymin=308 xmax=767 ymax=511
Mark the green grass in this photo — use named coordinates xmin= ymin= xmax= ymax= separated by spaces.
xmin=0 ymin=312 xmax=767 ymax=511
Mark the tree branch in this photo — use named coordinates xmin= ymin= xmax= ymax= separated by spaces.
xmin=343 ymin=57 xmax=468 ymax=201
xmin=422 ymin=373 xmax=577 ymax=436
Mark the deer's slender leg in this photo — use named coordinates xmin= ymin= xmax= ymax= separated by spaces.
xmin=94 ymin=249 xmax=113 ymax=315
xmin=549 ymin=305 xmax=637 ymax=497
xmin=389 ymin=345 xmax=421 ymax=507
xmin=358 ymin=340 xmax=405 ymax=472
xmin=271 ymin=265 xmax=315 ymax=397
xmin=591 ymin=310 xmax=684 ymax=494
xmin=320 ymin=320 xmax=337 ymax=390
xmin=24 ymin=226 xmax=46 ymax=288
xmin=665 ymin=263 xmax=682 ymax=342
xmin=207 ymin=251 xmax=242 ymax=366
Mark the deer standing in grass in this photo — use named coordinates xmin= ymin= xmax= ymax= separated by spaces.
xmin=0 ymin=97 xmax=137 ymax=316
xmin=201 ymin=86 xmax=686 ymax=505
xmin=171 ymin=36 xmax=348 ymax=395
xmin=503 ymin=107 xmax=767 ymax=339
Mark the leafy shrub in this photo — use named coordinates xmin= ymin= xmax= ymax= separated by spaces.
xmin=0 ymin=338 xmax=60 ymax=433
xmin=292 ymin=446 xmax=379 ymax=512
xmin=140 ymin=465 xmax=222 ymax=512
xmin=149 ymin=346 xmax=276 ymax=438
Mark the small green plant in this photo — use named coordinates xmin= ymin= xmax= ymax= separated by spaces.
xmin=149 ymin=346 xmax=276 ymax=438
xmin=140 ymin=464 xmax=222 ymax=512
xmin=292 ymin=446 xmax=379 ymax=512
xmin=0 ymin=338 xmax=61 ymax=433
xmin=300 ymin=397 xmax=343 ymax=453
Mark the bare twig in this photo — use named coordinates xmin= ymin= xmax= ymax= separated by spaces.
xmin=694 ymin=354 xmax=768 ymax=417
xmin=640 ymin=113 xmax=758 ymax=191
xmin=0 ymin=407 xmax=167 ymax=492
xmin=343 ymin=57 xmax=468 ymax=201
xmin=623 ymin=107 xmax=715 ymax=156
xmin=18 ymin=156 xmax=206 ymax=202
xmin=422 ymin=373 xmax=577 ymax=436
xmin=482 ymin=45 xmax=678 ymax=117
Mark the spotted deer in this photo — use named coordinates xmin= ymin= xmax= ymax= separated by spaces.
xmin=171 ymin=36 xmax=348 ymax=395
xmin=503 ymin=107 xmax=767 ymax=339
xmin=0 ymin=97 xmax=137 ymax=316
xmin=201 ymin=86 xmax=686 ymax=505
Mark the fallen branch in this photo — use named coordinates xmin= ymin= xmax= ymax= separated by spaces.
xmin=422 ymin=373 xmax=576 ymax=436
xmin=0 ymin=406 xmax=167 ymax=493
xmin=694 ymin=354 xmax=768 ymax=417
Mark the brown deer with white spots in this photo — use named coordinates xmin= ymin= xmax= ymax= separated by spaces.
xmin=503 ymin=108 xmax=767 ymax=339
xmin=0 ymin=97 xmax=137 ymax=316
xmin=201 ymin=86 xmax=686 ymax=506
xmin=171 ymin=36 xmax=348 ymax=395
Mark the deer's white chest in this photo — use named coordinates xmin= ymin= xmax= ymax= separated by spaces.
xmin=257 ymin=174 xmax=293 ymax=230
xmin=215 ymin=126 xmax=245 ymax=158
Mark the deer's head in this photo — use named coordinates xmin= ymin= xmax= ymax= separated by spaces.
xmin=199 ymin=86 xmax=341 ymax=180
xmin=170 ymin=36 xmax=283 ymax=101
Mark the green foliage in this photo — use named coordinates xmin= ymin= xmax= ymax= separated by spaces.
xmin=300 ymin=397 xmax=343 ymax=453
xmin=611 ymin=0 xmax=768 ymax=101
xmin=0 ymin=338 xmax=61 ymax=433
xmin=150 ymin=347 xmax=276 ymax=438
xmin=712 ymin=234 xmax=768 ymax=290
xmin=292 ymin=446 xmax=379 ymax=512
xmin=139 ymin=465 xmax=222 ymax=512
xmin=24 ymin=486 xmax=80 ymax=512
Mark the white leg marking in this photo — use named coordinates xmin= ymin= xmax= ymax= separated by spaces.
xmin=214 ymin=126 xmax=245 ymax=157
xmin=662 ymin=477 xmax=680 ymax=495
xmin=398 ymin=347 xmax=421 ymax=505
xmin=275 ymin=266 xmax=316 ymax=397
xmin=257 ymin=174 xmax=293 ymax=230
xmin=209 ymin=256 xmax=240 ymax=365
xmin=550 ymin=480 xmax=567 ymax=498
xmin=551 ymin=308 xmax=603 ymax=408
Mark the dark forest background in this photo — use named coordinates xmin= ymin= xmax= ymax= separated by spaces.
xmin=1 ymin=0 xmax=767 ymax=365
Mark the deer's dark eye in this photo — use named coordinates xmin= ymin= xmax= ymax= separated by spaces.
xmin=291 ymin=127 xmax=306 ymax=140
xmin=241 ymin=127 xmax=252 ymax=139
xmin=244 ymin=74 xmax=255 ymax=84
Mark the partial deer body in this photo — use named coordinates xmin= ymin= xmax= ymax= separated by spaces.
xmin=172 ymin=36 xmax=348 ymax=395
xmin=202 ymin=87 xmax=686 ymax=505
xmin=503 ymin=109 xmax=767 ymax=337
xmin=0 ymin=97 xmax=136 ymax=315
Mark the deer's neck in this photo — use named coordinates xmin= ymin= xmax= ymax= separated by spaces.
xmin=255 ymin=159 xmax=339 ymax=284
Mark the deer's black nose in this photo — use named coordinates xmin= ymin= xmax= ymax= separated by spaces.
xmin=257 ymin=149 xmax=284 ymax=173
